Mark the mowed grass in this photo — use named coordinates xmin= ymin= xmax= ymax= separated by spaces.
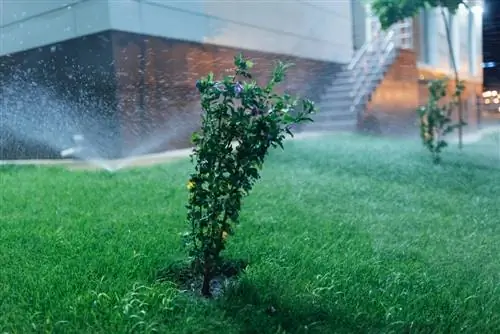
xmin=1 ymin=133 xmax=500 ymax=333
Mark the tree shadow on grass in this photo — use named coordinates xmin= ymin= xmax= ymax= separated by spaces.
xmin=217 ymin=279 xmax=443 ymax=334
xmin=216 ymin=279 xmax=385 ymax=334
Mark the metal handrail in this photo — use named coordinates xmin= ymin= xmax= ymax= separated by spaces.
xmin=350 ymin=39 xmax=397 ymax=114
xmin=349 ymin=29 xmax=395 ymax=98
xmin=347 ymin=39 xmax=372 ymax=71
xmin=346 ymin=22 xmax=384 ymax=71
xmin=355 ymin=43 xmax=396 ymax=109
xmin=332 ymin=18 xmax=412 ymax=118
xmin=348 ymin=27 xmax=397 ymax=114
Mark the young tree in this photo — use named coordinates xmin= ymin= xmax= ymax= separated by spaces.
xmin=186 ymin=55 xmax=316 ymax=297
xmin=370 ymin=0 xmax=468 ymax=149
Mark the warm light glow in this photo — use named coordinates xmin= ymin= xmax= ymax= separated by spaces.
xmin=485 ymin=98 xmax=491 ymax=104
xmin=493 ymin=98 xmax=499 ymax=104
xmin=471 ymin=5 xmax=484 ymax=15
xmin=483 ymin=91 xmax=492 ymax=98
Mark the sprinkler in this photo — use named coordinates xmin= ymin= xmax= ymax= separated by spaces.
xmin=60 ymin=134 xmax=84 ymax=158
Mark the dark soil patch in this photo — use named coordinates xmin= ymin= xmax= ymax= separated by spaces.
xmin=157 ymin=259 xmax=248 ymax=298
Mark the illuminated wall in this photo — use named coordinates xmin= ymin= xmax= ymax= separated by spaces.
xmin=416 ymin=6 xmax=483 ymax=81
xmin=1 ymin=1 xmax=348 ymax=158
xmin=0 ymin=0 xmax=354 ymax=63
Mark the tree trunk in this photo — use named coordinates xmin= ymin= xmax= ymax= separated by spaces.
xmin=440 ymin=7 xmax=463 ymax=150
xmin=201 ymin=264 xmax=212 ymax=297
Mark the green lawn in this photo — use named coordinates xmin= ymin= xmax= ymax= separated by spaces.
xmin=1 ymin=133 xmax=500 ymax=333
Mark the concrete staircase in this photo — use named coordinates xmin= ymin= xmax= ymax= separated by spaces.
xmin=305 ymin=27 xmax=399 ymax=132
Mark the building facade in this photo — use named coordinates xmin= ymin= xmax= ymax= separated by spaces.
xmin=0 ymin=0 xmax=355 ymax=158
xmin=363 ymin=3 xmax=483 ymax=134
xmin=0 ymin=0 xmax=484 ymax=159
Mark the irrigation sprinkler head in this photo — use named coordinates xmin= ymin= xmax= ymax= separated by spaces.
xmin=60 ymin=147 xmax=80 ymax=158
xmin=61 ymin=134 xmax=86 ymax=158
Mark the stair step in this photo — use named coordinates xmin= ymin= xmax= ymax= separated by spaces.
xmin=322 ymin=84 xmax=355 ymax=95
xmin=326 ymin=76 xmax=382 ymax=92
xmin=321 ymin=91 xmax=355 ymax=101
xmin=331 ymin=76 xmax=355 ymax=85
xmin=335 ymin=70 xmax=353 ymax=78
xmin=317 ymin=97 xmax=354 ymax=110
xmin=314 ymin=47 xmax=397 ymax=127
xmin=313 ymin=111 xmax=356 ymax=121
xmin=304 ymin=119 xmax=357 ymax=131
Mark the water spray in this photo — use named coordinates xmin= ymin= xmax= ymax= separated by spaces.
xmin=60 ymin=134 xmax=85 ymax=158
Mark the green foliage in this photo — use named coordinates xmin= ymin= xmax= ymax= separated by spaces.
xmin=370 ymin=0 xmax=468 ymax=154
xmin=3 ymin=138 xmax=500 ymax=332
xmin=370 ymin=0 xmax=465 ymax=29
xmin=185 ymin=54 xmax=317 ymax=296
xmin=418 ymin=79 xmax=465 ymax=164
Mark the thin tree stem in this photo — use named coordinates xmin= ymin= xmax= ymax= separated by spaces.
xmin=440 ymin=6 xmax=464 ymax=149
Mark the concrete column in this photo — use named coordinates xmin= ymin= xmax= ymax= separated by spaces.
xmin=468 ymin=10 xmax=476 ymax=76
xmin=416 ymin=11 xmax=426 ymax=62
xmin=351 ymin=0 xmax=368 ymax=50
xmin=473 ymin=10 xmax=482 ymax=78
xmin=426 ymin=9 xmax=439 ymax=67
xmin=365 ymin=4 xmax=373 ymax=44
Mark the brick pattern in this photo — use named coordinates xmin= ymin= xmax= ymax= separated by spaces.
xmin=365 ymin=49 xmax=420 ymax=136
xmin=0 ymin=30 xmax=342 ymax=159
xmin=110 ymin=31 xmax=342 ymax=154
xmin=417 ymin=68 xmax=483 ymax=131
xmin=364 ymin=49 xmax=482 ymax=137
xmin=5 ymin=30 xmax=482 ymax=159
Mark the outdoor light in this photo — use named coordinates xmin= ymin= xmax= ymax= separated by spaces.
xmin=492 ymin=91 xmax=497 ymax=96
xmin=471 ymin=5 xmax=484 ymax=15
xmin=493 ymin=98 xmax=499 ymax=104
xmin=485 ymin=98 xmax=491 ymax=104
xmin=483 ymin=91 xmax=492 ymax=98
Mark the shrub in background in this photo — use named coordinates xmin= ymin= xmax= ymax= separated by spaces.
xmin=418 ymin=78 xmax=465 ymax=164
xmin=371 ymin=0 xmax=468 ymax=148
xmin=184 ymin=54 xmax=317 ymax=297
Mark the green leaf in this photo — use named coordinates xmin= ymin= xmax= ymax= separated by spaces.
xmin=187 ymin=53 xmax=317 ymax=288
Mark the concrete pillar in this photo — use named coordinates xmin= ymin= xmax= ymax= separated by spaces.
xmin=351 ymin=0 xmax=368 ymax=50
xmin=468 ymin=10 xmax=476 ymax=76
xmin=426 ymin=9 xmax=439 ymax=67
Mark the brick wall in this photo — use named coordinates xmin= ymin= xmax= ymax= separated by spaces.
xmin=363 ymin=49 xmax=482 ymax=137
xmin=110 ymin=31 xmax=343 ymax=154
xmin=0 ymin=30 xmax=343 ymax=159
xmin=364 ymin=49 xmax=420 ymax=136
xmin=418 ymin=68 xmax=482 ymax=131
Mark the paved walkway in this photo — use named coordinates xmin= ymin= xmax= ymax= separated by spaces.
xmin=0 ymin=131 xmax=331 ymax=171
